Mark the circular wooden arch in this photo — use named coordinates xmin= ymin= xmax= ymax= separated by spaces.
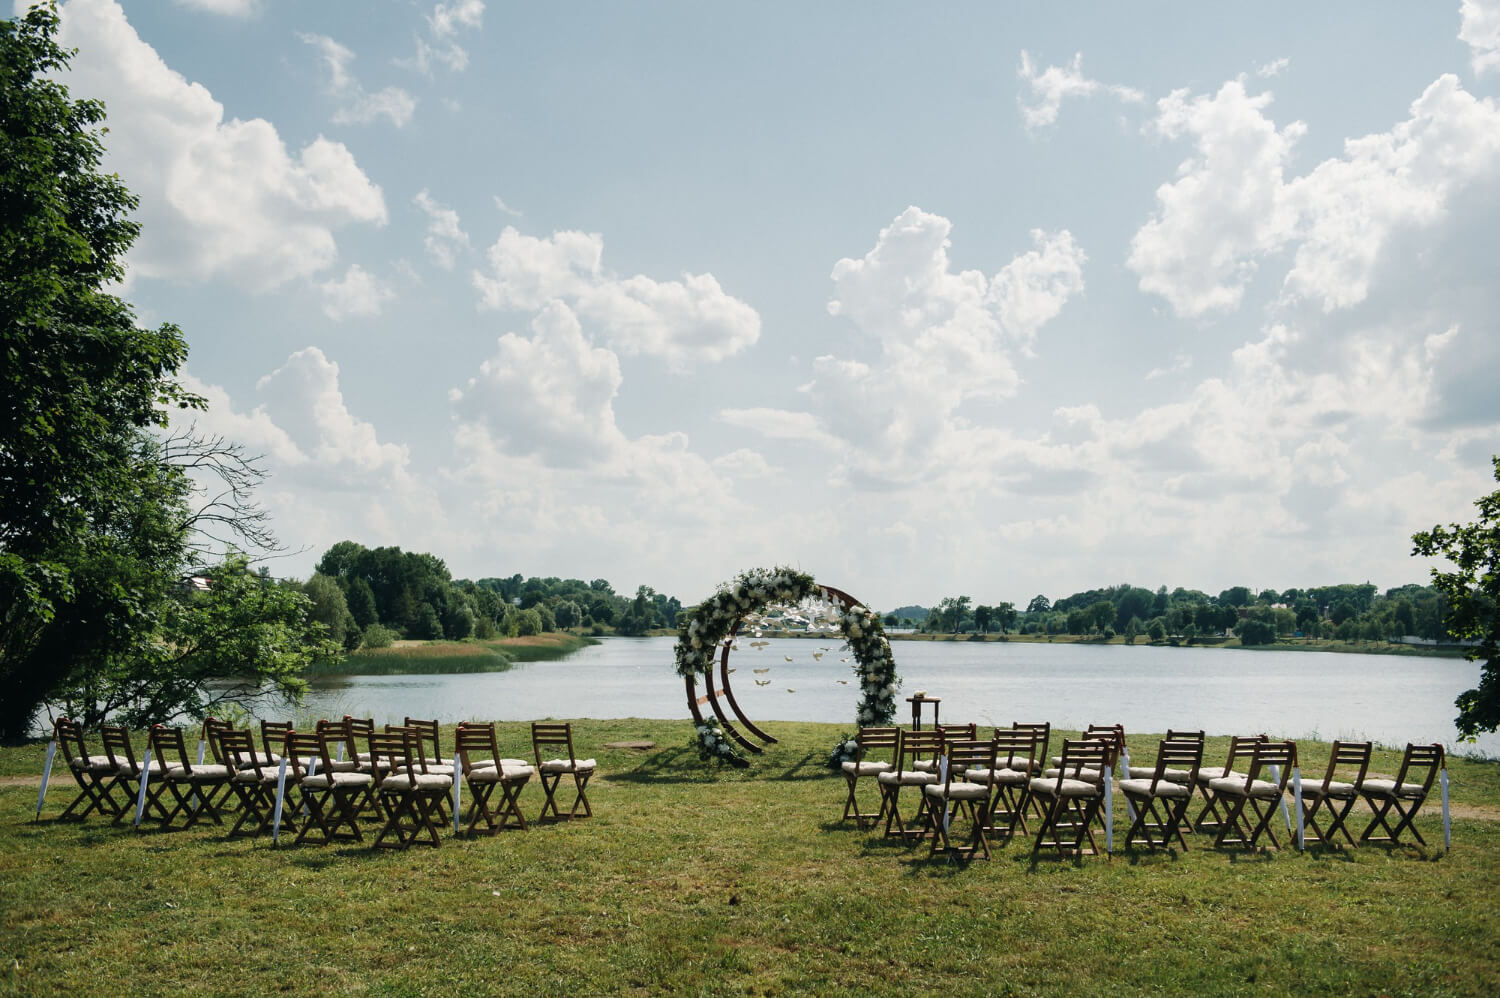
xmin=683 ymin=585 xmax=864 ymax=755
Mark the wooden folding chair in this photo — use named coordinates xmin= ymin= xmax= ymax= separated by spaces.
xmin=260 ymin=721 xmax=292 ymax=767
xmin=314 ymin=717 xmax=382 ymax=819
xmin=454 ymin=722 xmax=533 ymax=834
xmin=876 ymin=728 xmax=941 ymax=842
xmin=532 ymin=722 xmax=596 ymax=821
xmin=405 ymin=717 xmax=453 ymax=773
xmin=371 ymin=729 xmax=452 ymax=849
xmin=1297 ymin=740 xmax=1372 ymax=848
xmin=1030 ymin=738 xmax=1112 ymax=858
xmin=1359 ymin=743 xmax=1445 ymax=848
xmin=840 ymin=726 xmax=898 ymax=828
xmin=100 ymin=723 xmax=171 ymax=826
xmin=51 ymin=718 xmax=124 ymax=821
xmin=218 ymin=729 xmax=282 ymax=837
xmin=1208 ymin=739 xmax=1296 ymax=850
xmin=1126 ymin=729 xmax=1203 ymax=782
xmin=926 ymin=739 xmax=999 ymax=861
xmin=147 ymin=725 xmax=233 ymax=829
xmin=1191 ymin=734 xmax=1267 ymax=835
xmin=286 ymin=730 xmax=372 ymax=845
xmin=973 ymin=728 xmax=1041 ymax=841
xmin=1121 ymin=737 xmax=1204 ymax=852
xmin=1011 ymin=721 xmax=1051 ymax=820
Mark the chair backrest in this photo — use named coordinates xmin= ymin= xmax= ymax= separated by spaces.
xmin=1317 ymin=740 xmax=1372 ymax=790
xmin=316 ymin=717 xmax=359 ymax=761
xmin=1244 ymin=740 xmax=1297 ymax=789
xmin=1011 ymin=721 xmax=1050 ymax=765
xmin=855 ymin=726 xmax=899 ymax=763
xmin=1204 ymin=733 xmax=1268 ymax=778
xmin=935 ymin=722 xmax=977 ymax=745
xmin=217 ymin=728 xmax=262 ymax=776
xmin=992 ymin=728 xmax=1040 ymax=773
xmin=151 ymin=725 xmax=196 ymax=771
xmin=1148 ymin=737 xmax=1204 ymax=791
xmin=261 ymin=720 xmax=292 ymax=761
xmin=1084 ymin=724 xmax=1125 ymax=755
xmin=890 ymin=728 xmax=941 ymax=775
xmin=53 ymin=717 xmax=88 ymax=765
xmin=532 ymin=722 xmax=577 ymax=766
xmin=385 ymin=724 xmax=434 ymax=770
xmin=344 ymin=716 xmax=375 ymax=749
xmin=283 ymin=731 xmax=330 ymax=779
xmin=943 ymin=739 xmax=996 ymax=790
xmin=1392 ymin=743 xmax=1445 ymax=796
xmin=454 ymin=722 xmax=499 ymax=775
xmin=367 ymin=730 xmax=417 ymax=782
xmin=405 ymin=718 xmax=445 ymax=761
xmin=100 ymin=723 xmax=138 ymax=771
xmin=201 ymin=717 xmax=234 ymax=764
xmin=1165 ymin=728 xmax=1205 ymax=745
xmin=1054 ymin=738 xmax=1110 ymax=785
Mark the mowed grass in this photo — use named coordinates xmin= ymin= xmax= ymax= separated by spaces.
xmin=2 ymin=722 xmax=1498 ymax=997
xmin=311 ymin=633 xmax=598 ymax=676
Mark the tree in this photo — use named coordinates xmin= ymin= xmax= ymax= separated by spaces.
xmin=303 ymin=573 xmax=357 ymax=650
xmin=935 ymin=595 xmax=972 ymax=633
xmin=1027 ymin=594 xmax=1051 ymax=614
xmin=972 ymin=605 xmax=992 ymax=634
xmin=0 ymin=5 xmax=207 ymax=741
xmin=995 ymin=601 xmax=1017 ymax=635
xmin=1412 ymin=457 xmax=1500 ymax=740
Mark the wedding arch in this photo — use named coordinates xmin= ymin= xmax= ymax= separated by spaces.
xmin=674 ymin=567 xmax=900 ymax=766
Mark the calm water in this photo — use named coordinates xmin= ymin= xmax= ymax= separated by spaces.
xmin=300 ymin=637 xmax=1498 ymax=756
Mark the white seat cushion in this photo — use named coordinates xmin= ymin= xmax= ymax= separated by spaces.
xmin=877 ymin=771 xmax=938 ymax=786
xmin=540 ymin=758 xmax=596 ymax=773
xmin=300 ymin=771 xmax=373 ymax=790
xmin=1301 ymin=780 xmax=1357 ymax=798
xmin=963 ymin=767 xmax=1029 ymax=786
xmin=469 ymin=764 xmax=534 ymax=782
xmin=1127 ymin=766 xmax=1193 ymax=783
xmin=381 ymin=772 xmax=453 ymax=791
xmin=1043 ymin=767 xmax=1102 ymax=782
xmin=1359 ymin=778 xmax=1425 ymax=799
xmin=1030 ymin=777 xmax=1100 ymax=798
xmin=924 ymin=781 xmax=989 ymax=801
xmin=1119 ymin=777 xmax=1191 ymax=798
xmin=1208 ymin=776 xmax=1281 ymax=798
xmin=841 ymin=760 xmax=892 ymax=776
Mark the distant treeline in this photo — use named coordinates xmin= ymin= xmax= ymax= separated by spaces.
xmin=302 ymin=541 xmax=682 ymax=650
xmin=888 ymin=582 xmax=1447 ymax=646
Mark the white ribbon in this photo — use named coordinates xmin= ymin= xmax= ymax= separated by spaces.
xmin=1103 ymin=768 xmax=1113 ymax=853
xmin=938 ymin=756 xmax=951 ymax=835
xmin=452 ymin=756 xmax=463 ymax=834
xmin=191 ymin=737 xmax=207 ymax=810
xmin=271 ymin=757 xmax=289 ymax=844
xmin=133 ymin=748 xmax=153 ymax=827
xmin=300 ymin=755 xmax=318 ymax=818
xmin=336 ymin=740 xmax=345 ymax=763
xmin=1271 ymin=764 xmax=1291 ymax=832
xmin=1120 ymin=747 xmax=1136 ymax=822
xmin=1292 ymin=766 xmax=1304 ymax=851
xmin=35 ymin=739 xmax=57 ymax=820
xmin=1441 ymin=768 xmax=1451 ymax=850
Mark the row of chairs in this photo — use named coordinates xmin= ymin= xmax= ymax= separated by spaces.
xmin=840 ymin=722 xmax=1447 ymax=861
xmin=46 ymin=716 xmax=597 ymax=849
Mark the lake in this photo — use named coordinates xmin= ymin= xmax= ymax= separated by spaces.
xmin=299 ymin=637 xmax=1498 ymax=756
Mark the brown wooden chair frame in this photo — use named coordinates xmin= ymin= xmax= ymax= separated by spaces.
xmin=1298 ymin=740 xmax=1372 ymax=848
xmin=1210 ymin=739 xmax=1296 ymax=850
xmin=840 ymin=726 xmax=898 ymax=828
xmin=371 ymin=729 xmax=451 ymax=849
xmin=532 ymin=722 xmax=596 ymax=821
xmin=1031 ymin=738 xmax=1112 ymax=858
xmin=1121 ymin=737 xmax=1204 ymax=852
xmin=878 ymin=728 xmax=942 ymax=843
xmin=1359 ymin=743 xmax=1445 ymax=848
xmin=926 ymin=738 xmax=999 ymax=861
xmin=52 ymin=718 xmax=124 ymax=822
xmin=454 ymin=722 xmax=531 ymax=834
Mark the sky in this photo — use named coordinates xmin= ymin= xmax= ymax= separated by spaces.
xmin=28 ymin=0 xmax=1500 ymax=610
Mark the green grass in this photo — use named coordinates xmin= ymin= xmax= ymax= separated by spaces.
xmin=310 ymin=633 xmax=599 ymax=676
xmin=2 ymin=723 xmax=1498 ymax=996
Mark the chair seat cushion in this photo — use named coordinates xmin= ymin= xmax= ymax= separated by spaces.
xmin=877 ymin=771 xmax=938 ymax=786
xmin=1043 ymin=767 xmax=1102 ymax=782
xmin=1359 ymin=778 xmax=1426 ymax=799
xmin=176 ymin=764 xmax=232 ymax=781
xmin=468 ymin=764 xmax=534 ymax=782
xmin=963 ymin=767 xmax=1029 ymax=786
xmin=924 ymin=781 xmax=990 ymax=801
xmin=1030 ymin=777 xmax=1100 ymax=798
xmin=381 ymin=772 xmax=453 ymax=791
xmin=1119 ymin=777 xmax=1191 ymax=798
xmin=841 ymin=760 xmax=893 ymax=776
xmin=231 ymin=769 xmax=281 ymax=786
xmin=1300 ymin=780 xmax=1357 ymax=798
xmin=301 ymin=771 xmax=373 ymax=789
xmin=1209 ymin=776 xmax=1281 ymax=798
xmin=71 ymin=755 xmax=117 ymax=774
xmin=1196 ymin=769 xmax=1248 ymax=785
xmin=911 ymin=759 xmax=939 ymax=773
xmin=539 ymin=758 xmax=596 ymax=773
xmin=1127 ymin=766 xmax=1193 ymax=782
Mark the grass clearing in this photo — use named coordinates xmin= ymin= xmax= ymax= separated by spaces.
xmin=311 ymin=633 xmax=597 ymax=676
xmin=2 ymin=722 xmax=1498 ymax=996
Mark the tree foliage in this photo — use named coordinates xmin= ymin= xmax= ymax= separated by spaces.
xmin=1413 ymin=457 xmax=1500 ymax=740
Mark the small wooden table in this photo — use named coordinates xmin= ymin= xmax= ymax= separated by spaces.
xmin=906 ymin=695 xmax=940 ymax=730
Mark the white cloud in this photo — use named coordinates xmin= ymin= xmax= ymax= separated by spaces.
xmin=1461 ymin=0 xmax=1500 ymax=74
xmin=414 ymin=189 xmax=470 ymax=268
xmin=52 ymin=0 xmax=387 ymax=290
xmin=318 ymin=264 xmax=395 ymax=320
xmin=472 ymin=225 xmax=761 ymax=370
xmin=171 ymin=0 xmax=258 ymax=14
xmin=407 ymin=0 xmax=486 ymax=74
xmin=301 ymin=32 xmax=416 ymax=127
xmin=720 ymin=408 xmax=840 ymax=449
xmin=1129 ymin=73 xmax=1500 ymax=317
xmin=1017 ymin=50 xmax=1144 ymax=130
xmin=1256 ymin=57 xmax=1290 ymax=78
xmin=712 ymin=448 xmax=778 ymax=479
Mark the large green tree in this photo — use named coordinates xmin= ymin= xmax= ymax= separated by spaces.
xmin=0 ymin=5 xmax=205 ymax=741
xmin=1412 ymin=457 xmax=1500 ymax=740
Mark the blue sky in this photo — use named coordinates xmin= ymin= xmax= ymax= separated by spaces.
xmin=31 ymin=0 xmax=1500 ymax=609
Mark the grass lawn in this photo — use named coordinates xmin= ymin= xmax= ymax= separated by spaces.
xmin=2 ymin=722 xmax=1497 ymax=996
xmin=311 ymin=633 xmax=598 ymax=676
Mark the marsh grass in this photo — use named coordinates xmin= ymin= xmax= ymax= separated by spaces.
xmin=310 ymin=634 xmax=598 ymax=676
xmin=2 ymin=722 xmax=1498 ymax=996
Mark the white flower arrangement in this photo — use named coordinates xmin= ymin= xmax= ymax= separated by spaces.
xmin=692 ymin=717 xmax=748 ymax=767
xmin=673 ymin=566 xmax=900 ymax=770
